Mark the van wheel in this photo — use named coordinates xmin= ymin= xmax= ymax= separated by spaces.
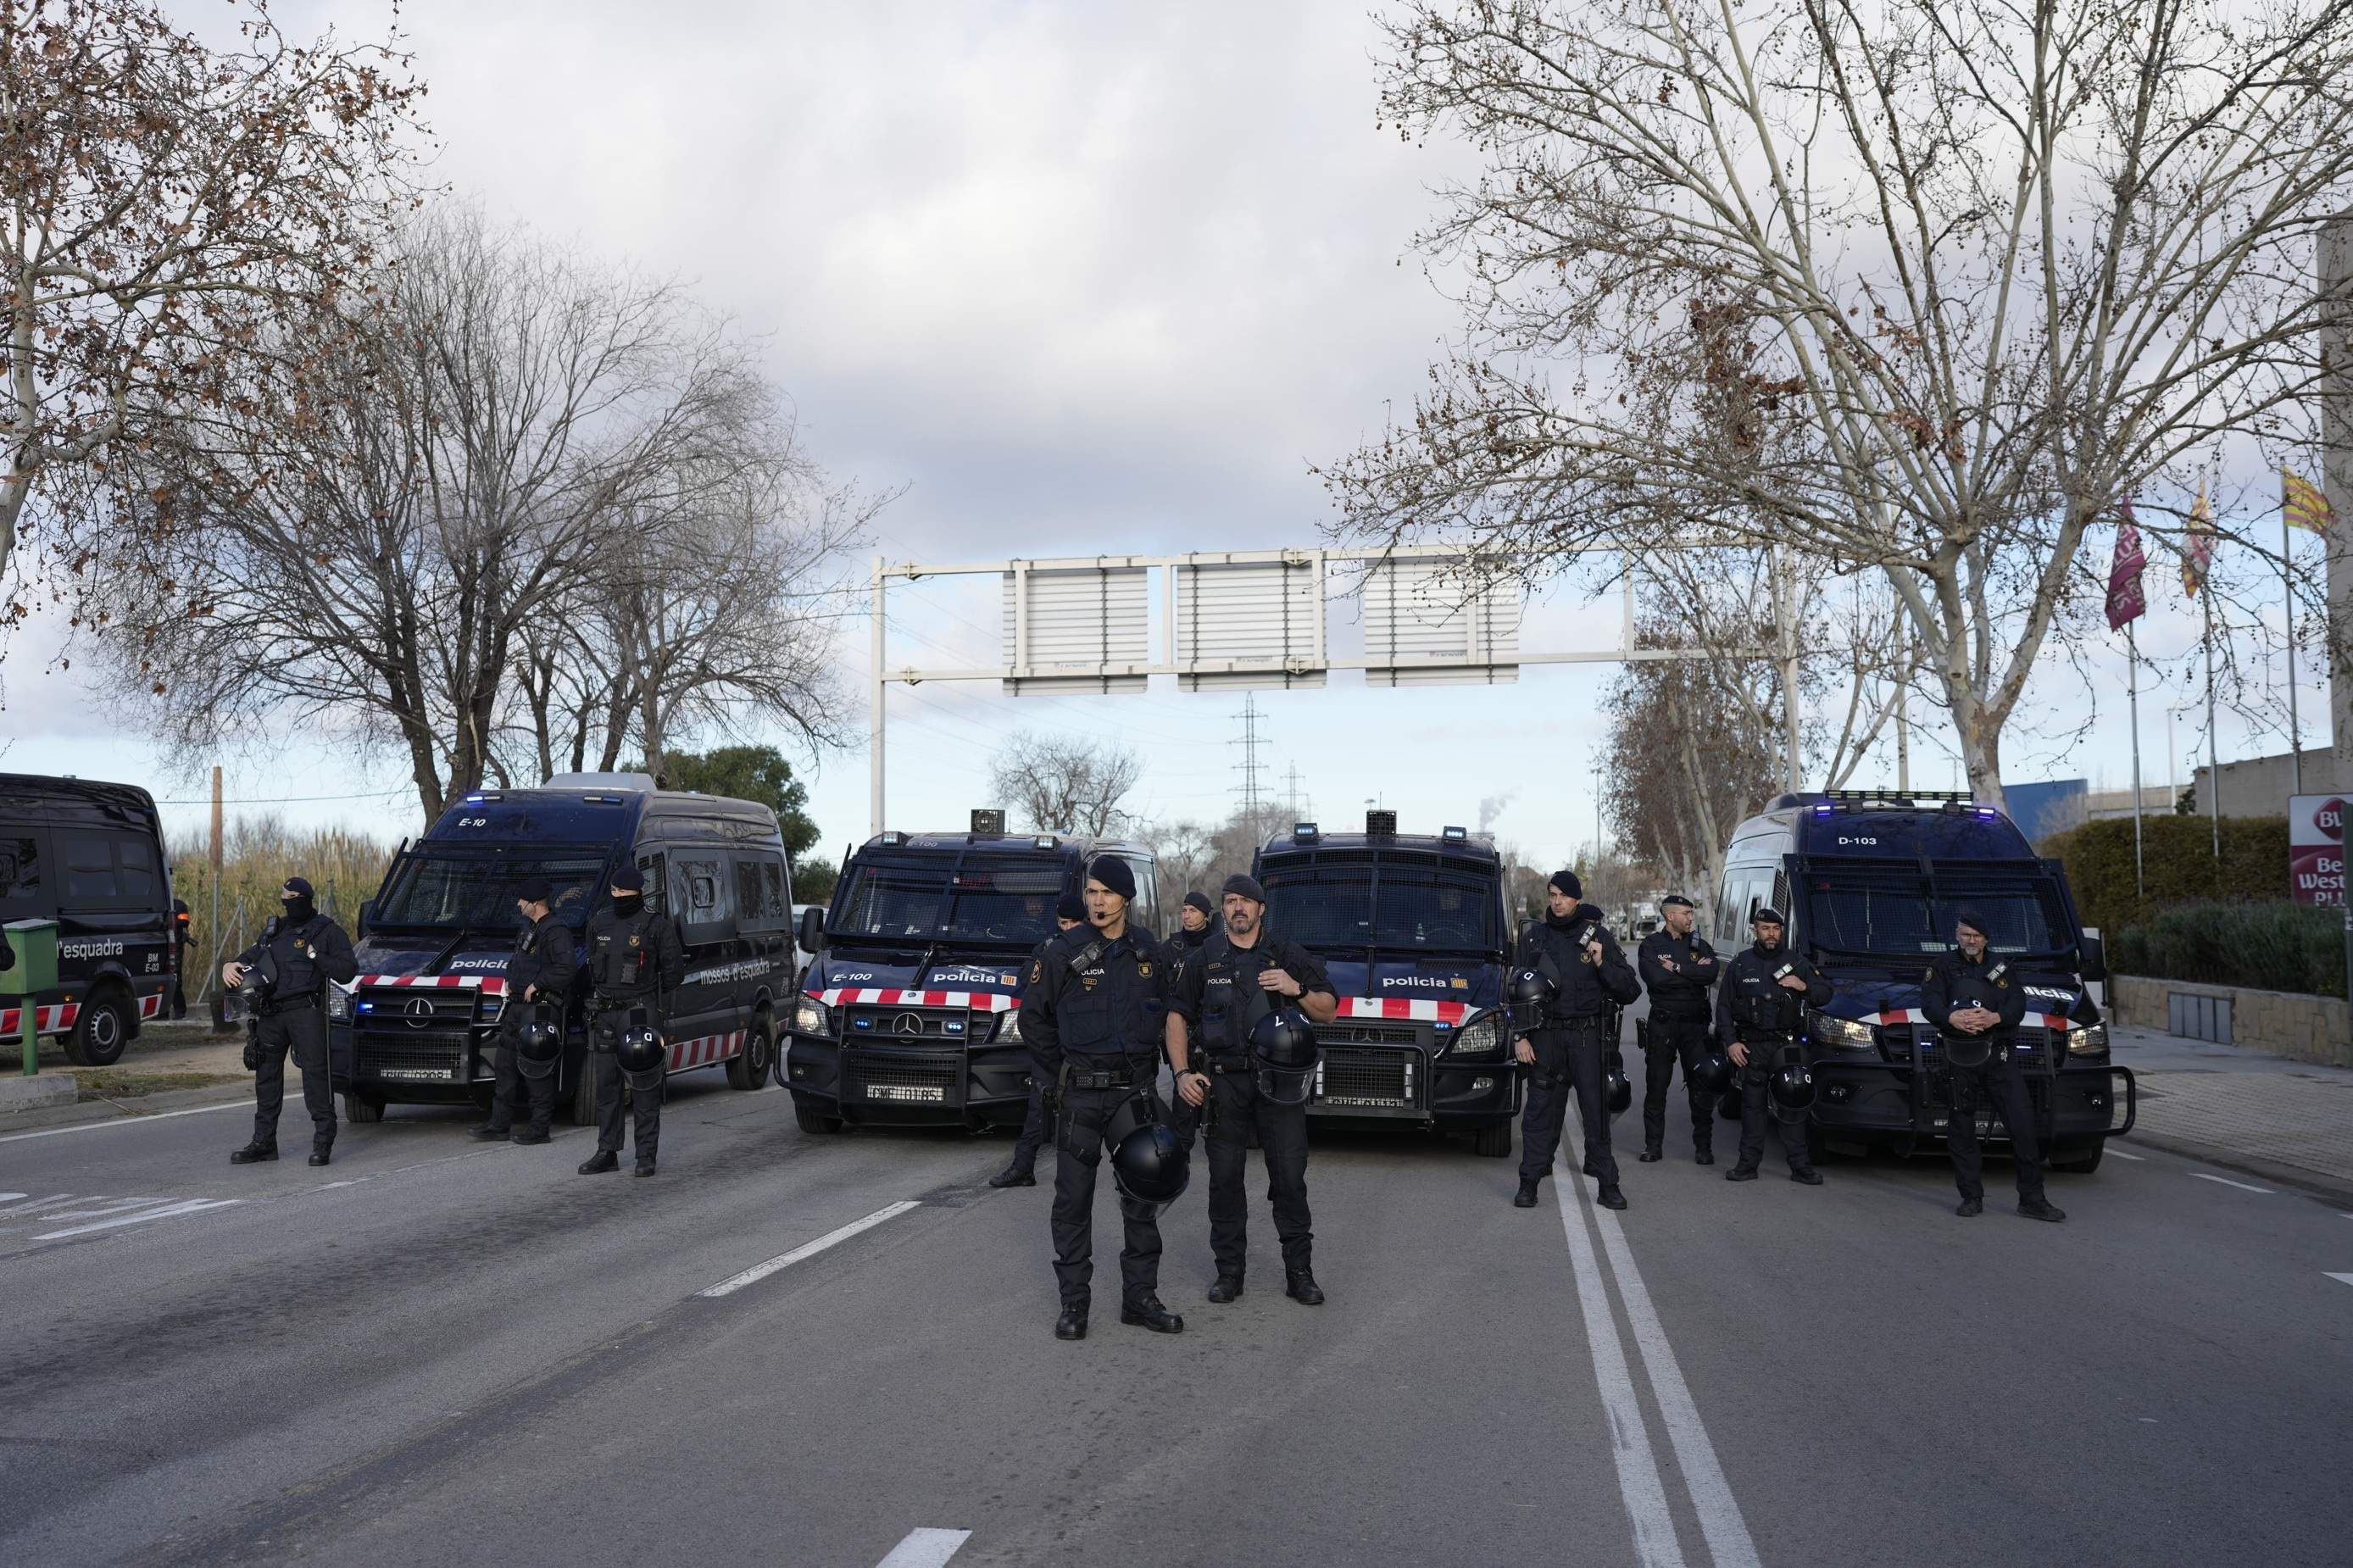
xmin=2050 ymin=1137 xmax=2105 ymax=1175
xmin=727 ymin=1014 xmax=775 ymax=1091
xmin=343 ymin=1091 xmax=387 ymax=1124
xmin=64 ymin=989 xmax=131 ymax=1067
xmin=1465 ymin=1119 xmax=1513 ymax=1159
xmin=792 ymin=1093 xmax=843 ymax=1135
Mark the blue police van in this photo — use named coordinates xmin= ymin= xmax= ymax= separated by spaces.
xmin=1711 ymin=789 xmax=2133 ymax=1171
xmin=782 ymin=814 xmax=1158 ymax=1135
xmin=1251 ymin=811 xmax=1521 ymax=1156
xmin=333 ymin=773 xmax=795 ymax=1124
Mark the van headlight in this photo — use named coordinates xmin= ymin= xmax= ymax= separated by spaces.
xmin=1808 ymin=1010 xmax=1875 ymax=1051
xmin=2066 ymin=1021 xmax=2109 ymax=1056
xmin=325 ymin=983 xmax=353 ymax=1022
xmin=792 ymin=996 xmax=835 ymax=1037
xmin=1446 ymin=1014 xmax=1505 ymax=1059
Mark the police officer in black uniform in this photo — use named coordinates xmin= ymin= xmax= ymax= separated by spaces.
xmin=1018 ymin=856 xmax=1182 ymax=1341
xmin=578 ymin=866 xmax=684 ymax=1177
xmin=1715 ymin=907 xmax=1831 ymax=1185
xmin=989 ymin=891 xmax=1088 ymax=1188
xmin=1167 ymin=872 xmax=1337 ymax=1307
xmin=1171 ymin=891 xmax=1219 ymax=962
xmin=470 ymin=877 xmax=579 ymax=1147
xmin=1635 ymin=893 xmax=1722 ymax=1165
xmin=224 ymin=877 xmax=358 ymax=1168
xmin=1512 ymin=870 xmax=1643 ymax=1211
xmin=1922 ymin=912 xmax=2066 ymax=1223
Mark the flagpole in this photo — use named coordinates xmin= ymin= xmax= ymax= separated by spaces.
xmin=2205 ymin=590 xmax=2222 ymax=859
xmin=2283 ymin=487 xmax=2303 ymax=792
xmin=2128 ymin=621 xmax=2145 ymax=902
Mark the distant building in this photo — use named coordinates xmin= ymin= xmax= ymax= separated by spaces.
xmin=2083 ymin=784 xmax=2178 ymax=822
xmin=2189 ymin=748 xmax=2339 ymax=820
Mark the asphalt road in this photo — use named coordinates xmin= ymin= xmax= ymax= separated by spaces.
xmin=2 ymin=1068 xmax=2348 ymax=1568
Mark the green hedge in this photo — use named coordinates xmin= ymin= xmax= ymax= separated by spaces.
xmin=2109 ymin=901 xmax=2347 ymax=1000
xmin=2039 ymin=815 xmax=2289 ymax=933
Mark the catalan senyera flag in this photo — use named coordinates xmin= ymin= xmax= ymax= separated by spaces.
xmin=2283 ymin=467 xmax=2334 ymax=536
xmin=2105 ymin=498 xmax=2146 ymax=631
xmin=2180 ymin=482 xmax=2216 ymax=598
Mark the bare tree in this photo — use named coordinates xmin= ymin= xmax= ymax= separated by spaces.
xmin=0 ymin=0 xmax=422 ymax=596
xmin=1324 ymin=0 xmax=2353 ymax=807
xmin=988 ymin=730 xmax=1143 ymax=837
xmin=1131 ymin=815 xmax=1215 ymax=931
xmin=89 ymin=207 xmax=858 ymax=820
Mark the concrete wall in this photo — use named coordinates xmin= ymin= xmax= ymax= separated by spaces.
xmin=2189 ymin=749 xmax=2340 ymax=819
xmin=2111 ymin=974 xmax=2353 ymax=1067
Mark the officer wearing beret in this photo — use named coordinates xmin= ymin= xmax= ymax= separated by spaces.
xmin=1635 ymin=893 xmax=1722 ymax=1165
xmin=990 ymin=891 xmax=1088 ymax=1189
xmin=223 ymin=878 xmax=358 ymax=1167
xmin=1512 ymin=870 xmax=1643 ymax=1211
xmin=1018 ymin=856 xmax=1182 ymax=1340
xmin=1715 ymin=906 xmax=1831 ymax=1186
xmin=1171 ymin=891 xmax=1219 ymax=962
xmin=1923 ymin=912 xmax=2066 ymax=1223
xmin=578 ymin=866 xmax=683 ymax=1178
xmin=471 ymin=878 xmax=579 ymax=1147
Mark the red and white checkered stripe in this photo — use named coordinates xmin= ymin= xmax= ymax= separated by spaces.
xmin=1866 ymin=1007 xmax=2073 ymax=1031
xmin=1 ymin=992 xmax=166 ymax=1035
xmin=807 ymin=987 xmax=1018 ymax=1013
xmin=353 ymin=973 xmax=509 ymax=995
xmin=668 ymin=1029 xmax=745 ymax=1070
xmin=1335 ymin=996 xmax=1473 ymax=1025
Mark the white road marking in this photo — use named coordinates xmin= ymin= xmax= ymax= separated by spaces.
xmin=2190 ymin=1173 xmax=2274 ymax=1194
xmin=1550 ymin=1159 xmax=1688 ymax=1567
xmin=36 ymin=1197 xmax=169 ymax=1222
xmin=35 ymin=1198 xmax=241 ymax=1240
xmin=0 ymin=1193 xmax=88 ymax=1217
xmin=697 ymin=1200 xmax=923 ymax=1298
xmin=0 ymin=1192 xmax=23 ymax=1202
xmin=0 ymin=1098 xmax=247 ymax=1145
xmin=875 ymin=1527 xmax=972 ymax=1567
xmin=2105 ymin=1148 xmax=2147 ymax=1161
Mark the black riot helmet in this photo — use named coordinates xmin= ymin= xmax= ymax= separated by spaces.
xmin=1505 ymin=967 xmax=1553 ymax=1032
xmin=1250 ymin=1006 xmax=1321 ymax=1105
xmin=1769 ymin=1060 xmax=1818 ymax=1120
xmin=1605 ymin=1059 xmax=1633 ymax=1117
xmin=615 ymin=1011 xmax=666 ymax=1076
xmin=1688 ymin=1048 xmax=1734 ymax=1095
xmin=516 ymin=1002 xmax=563 ymax=1065
xmin=1110 ymin=1121 xmax=1190 ymax=1214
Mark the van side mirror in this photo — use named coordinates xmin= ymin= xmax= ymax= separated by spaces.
xmin=357 ymin=899 xmax=376 ymax=940
xmin=2078 ymin=931 xmax=2105 ymax=984
xmin=797 ymin=905 xmax=826 ymax=956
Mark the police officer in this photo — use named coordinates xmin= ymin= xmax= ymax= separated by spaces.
xmin=1167 ymin=872 xmax=1337 ymax=1307
xmin=1171 ymin=891 xmax=1219 ymax=961
xmin=470 ymin=878 xmax=579 ymax=1147
xmin=1018 ymin=856 xmax=1181 ymax=1341
xmin=578 ymin=866 xmax=683 ymax=1177
xmin=1635 ymin=894 xmax=1722 ymax=1165
xmin=223 ymin=878 xmax=358 ymax=1167
xmin=1923 ymin=912 xmax=2067 ymax=1223
xmin=170 ymin=898 xmax=194 ymax=1019
xmin=1512 ymin=870 xmax=1643 ymax=1210
xmin=1715 ymin=907 xmax=1830 ymax=1185
xmin=989 ymin=891 xmax=1088 ymax=1188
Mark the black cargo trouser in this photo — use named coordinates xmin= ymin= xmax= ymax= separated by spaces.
xmin=1519 ymin=1020 xmax=1615 ymax=1184
xmin=253 ymin=1004 xmax=335 ymax=1153
xmin=1204 ymin=1063 xmax=1311 ymax=1280
xmin=484 ymin=1032 xmax=555 ymax=1137
xmin=1733 ymin=1034 xmax=1812 ymax=1173
xmin=1010 ymin=1077 xmax=1049 ymax=1170
xmin=589 ymin=1007 xmax=663 ymax=1163
xmin=1050 ymin=1076 xmax=1164 ymax=1309
xmin=1946 ymin=1052 xmax=2047 ymax=1204
xmin=1644 ymin=1013 xmax=1714 ymax=1157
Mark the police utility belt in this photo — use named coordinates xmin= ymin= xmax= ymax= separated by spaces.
xmin=588 ymin=992 xmax=654 ymax=1013
xmin=1059 ymin=1054 xmax=1155 ymax=1091
xmin=256 ymin=988 xmax=320 ymax=1017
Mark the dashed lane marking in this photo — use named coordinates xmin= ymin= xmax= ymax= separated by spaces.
xmin=35 ymin=1198 xmax=242 ymax=1241
xmin=696 ymin=1200 xmax=923 ymax=1298
xmin=0 ymin=1192 xmax=22 ymax=1203
xmin=2327 ymin=1273 xmax=2353 ymax=1288
xmin=2106 ymin=1148 xmax=2147 ymax=1161
xmin=2190 ymin=1172 xmax=2275 ymax=1194
xmin=0 ymin=1098 xmax=248 ymax=1144
xmin=875 ymin=1527 xmax=972 ymax=1567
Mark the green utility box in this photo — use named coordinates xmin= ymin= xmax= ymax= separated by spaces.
xmin=4 ymin=919 xmax=58 ymax=1077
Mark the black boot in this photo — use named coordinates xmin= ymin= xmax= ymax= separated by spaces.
xmin=1512 ymin=1176 xmax=1540 ymax=1207
xmin=2017 ymin=1198 xmax=2067 ymax=1223
xmin=1054 ymin=1304 xmax=1088 ymax=1340
xmin=1955 ymin=1197 xmax=1983 ymax=1217
xmin=1285 ymin=1270 xmax=1326 ymax=1306
xmin=1120 ymin=1296 xmax=1185 ymax=1334
xmin=469 ymin=1125 xmax=509 ymax=1142
xmin=988 ymin=1162 xmax=1037 ymax=1188
xmin=230 ymin=1143 xmax=278 ymax=1165
xmin=511 ymin=1130 xmax=551 ymax=1146
xmin=1694 ymin=1148 xmax=1714 ymax=1165
xmin=1789 ymin=1167 xmax=1824 ymax=1186
xmin=308 ymin=1148 xmax=331 ymax=1168
xmin=633 ymin=1159 xmax=657 ymax=1178
xmin=1207 ymin=1275 xmax=1244 ymax=1304
xmin=578 ymin=1150 xmax=620 ymax=1175
xmin=1725 ymin=1165 xmax=1759 ymax=1182
xmin=1638 ymin=1145 xmax=1663 ymax=1163
xmin=1596 ymin=1183 xmax=1628 ymax=1211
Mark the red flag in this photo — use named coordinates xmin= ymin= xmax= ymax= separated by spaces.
xmin=2106 ymin=498 xmax=2147 ymax=630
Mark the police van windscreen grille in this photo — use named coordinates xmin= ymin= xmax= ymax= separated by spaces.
xmin=372 ymin=851 xmax=612 ymax=931
xmin=1805 ymin=871 xmax=2066 ymax=958
xmin=1261 ymin=866 xmax=1499 ymax=954
xmin=830 ymin=855 xmax=1066 ymax=944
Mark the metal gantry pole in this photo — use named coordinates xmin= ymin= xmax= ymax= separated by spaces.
xmin=2205 ymin=593 xmax=2222 ymax=860
xmin=870 ymin=558 xmax=887 ymax=838
xmin=2283 ymin=498 xmax=2304 ymax=793
xmin=2128 ymin=623 xmax=2145 ymax=903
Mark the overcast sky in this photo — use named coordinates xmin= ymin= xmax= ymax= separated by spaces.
xmin=3 ymin=0 xmax=2322 ymax=877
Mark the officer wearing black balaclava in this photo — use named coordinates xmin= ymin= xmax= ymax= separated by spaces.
xmin=1511 ymin=870 xmax=1643 ymax=1211
xmin=1923 ymin=912 xmax=2066 ymax=1223
xmin=578 ymin=866 xmax=684 ymax=1177
xmin=223 ymin=877 xmax=358 ymax=1167
xmin=1715 ymin=907 xmax=1831 ymax=1185
xmin=1167 ymin=872 xmax=1338 ymax=1308
xmin=471 ymin=877 xmax=578 ymax=1148
xmin=1018 ymin=856 xmax=1180 ymax=1341
xmin=1635 ymin=894 xmax=1722 ymax=1165
xmin=990 ymin=891 xmax=1088 ymax=1189
xmin=1171 ymin=891 xmax=1219 ymax=961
